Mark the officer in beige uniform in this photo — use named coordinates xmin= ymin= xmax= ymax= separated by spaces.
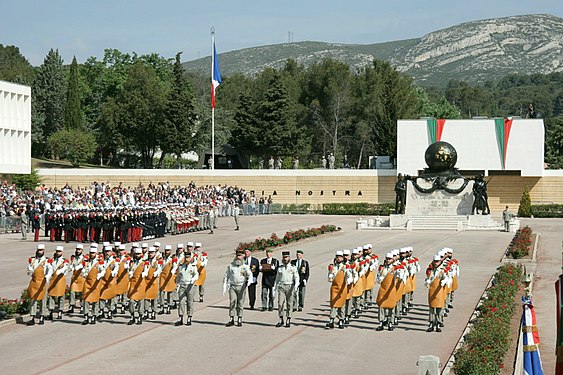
xmin=273 ymin=251 xmax=299 ymax=327
xmin=27 ymin=244 xmax=48 ymax=325
xmin=174 ymin=247 xmax=199 ymax=326
xmin=223 ymin=250 xmax=252 ymax=327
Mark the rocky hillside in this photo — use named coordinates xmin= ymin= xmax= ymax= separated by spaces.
xmin=183 ymin=14 xmax=563 ymax=86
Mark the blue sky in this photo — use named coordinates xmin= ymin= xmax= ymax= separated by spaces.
xmin=3 ymin=0 xmax=562 ymax=66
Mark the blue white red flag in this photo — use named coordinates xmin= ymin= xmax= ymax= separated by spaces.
xmin=522 ymin=296 xmax=544 ymax=375
xmin=211 ymin=41 xmax=222 ymax=108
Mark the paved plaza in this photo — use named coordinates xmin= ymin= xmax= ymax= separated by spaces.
xmin=0 ymin=214 xmax=560 ymax=374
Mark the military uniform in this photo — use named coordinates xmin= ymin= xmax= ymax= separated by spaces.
xmin=26 ymin=244 xmax=48 ymax=325
xmin=68 ymin=245 xmax=85 ymax=312
xmin=274 ymin=251 xmax=299 ymax=327
xmin=425 ymin=254 xmax=449 ymax=332
xmin=290 ymin=250 xmax=309 ymax=311
xmin=326 ymin=251 xmax=352 ymax=329
xmin=174 ymin=252 xmax=199 ymax=326
xmin=223 ymin=250 xmax=252 ymax=327
xmin=143 ymin=247 xmax=161 ymax=320
xmin=159 ymin=245 xmax=178 ymax=315
xmin=375 ymin=253 xmax=405 ymax=331
xmin=260 ymin=251 xmax=279 ymax=311
xmin=81 ymin=248 xmax=105 ymax=325
xmin=98 ymin=246 xmax=118 ymax=319
xmin=127 ymin=250 xmax=148 ymax=325
xmin=114 ymin=245 xmax=130 ymax=313
xmin=193 ymin=243 xmax=207 ymax=302
xmin=46 ymin=246 xmax=69 ymax=320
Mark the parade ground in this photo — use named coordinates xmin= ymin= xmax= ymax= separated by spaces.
xmin=0 ymin=214 xmax=561 ymax=375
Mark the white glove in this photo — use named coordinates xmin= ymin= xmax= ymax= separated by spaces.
xmin=346 ymin=276 xmax=353 ymax=285
xmin=271 ymin=265 xmax=276 ymax=271
xmin=440 ymin=278 xmax=448 ymax=287
xmin=303 ymin=279 xmax=307 ymax=286
xmin=353 ymin=275 xmax=359 ymax=284
xmin=142 ymin=271 xmax=148 ymax=278
xmin=56 ymin=269 xmax=63 ymax=276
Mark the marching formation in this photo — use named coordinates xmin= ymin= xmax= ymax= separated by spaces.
xmin=326 ymin=244 xmax=460 ymax=332
xmin=25 ymin=240 xmax=459 ymax=331
xmin=26 ymin=241 xmax=208 ymax=326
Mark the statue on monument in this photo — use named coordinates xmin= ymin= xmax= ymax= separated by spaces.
xmin=395 ymin=173 xmax=407 ymax=214
xmin=471 ymin=174 xmax=490 ymax=215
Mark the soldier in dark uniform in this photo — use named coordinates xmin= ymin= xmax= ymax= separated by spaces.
xmin=64 ymin=210 xmax=74 ymax=243
xmin=260 ymin=250 xmax=279 ymax=311
xmin=31 ymin=208 xmax=41 ymax=242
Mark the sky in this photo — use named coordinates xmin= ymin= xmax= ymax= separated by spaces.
xmin=2 ymin=0 xmax=563 ymax=66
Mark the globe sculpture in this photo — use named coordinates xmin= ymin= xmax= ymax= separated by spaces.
xmin=424 ymin=141 xmax=458 ymax=172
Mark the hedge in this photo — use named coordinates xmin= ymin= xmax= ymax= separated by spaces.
xmin=268 ymin=202 xmax=394 ymax=215
xmin=531 ymin=204 xmax=563 ymax=218
xmin=454 ymin=263 xmax=523 ymax=375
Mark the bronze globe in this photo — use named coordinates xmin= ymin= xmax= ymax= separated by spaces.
xmin=424 ymin=141 xmax=458 ymax=172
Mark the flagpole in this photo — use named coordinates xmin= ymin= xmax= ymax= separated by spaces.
xmin=211 ymin=27 xmax=215 ymax=170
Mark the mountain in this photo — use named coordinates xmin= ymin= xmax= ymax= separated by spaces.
xmin=183 ymin=14 xmax=563 ymax=86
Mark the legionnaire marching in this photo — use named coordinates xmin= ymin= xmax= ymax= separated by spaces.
xmin=193 ymin=242 xmax=207 ymax=303
xmin=159 ymin=245 xmax=178 ymax=315
xmin=223 ymin=250 xmax=252 ymax=327
xmin=114 ymin=244 xmax=130 ymax=313
xmin=46 ymin=245 xmax=69 ymax=320
xmin=273 ymin=251 xmax=299 ymax=327
xmin=81 ymin=246 xmax=105 ymax=325
xmin=376 ymin=253 xmax=399 ymax=331
xmin=174 ymin=246 xmax=199 ymax=326
xmin=68 ymin=244 xmax=85 ymax=313
xmin=326 ymin=250 xmax=351 ymax=329
xmin=143 ymin=246 xmax=162 ymax=321
xmin=27 ymin=244 xmax=48 ymax=325
xmin=127 ymin=247 xmax=148 ymax=325
xmin=425 ymin=251 xmax=450 ymax=332
xmin=99 ymin=246 xmax=118 ymax=320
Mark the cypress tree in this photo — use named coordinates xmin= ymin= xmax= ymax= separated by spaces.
xmin=64 ymin=56 xmax=83 ymax=130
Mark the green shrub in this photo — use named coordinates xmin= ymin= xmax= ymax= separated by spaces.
xmin=505 ymin=226 xmax=533 ymax=259
xmin=321 ymin=203 xmax=394 ymax=215
xmin=11 ymin=169 xmax=41 ymax=191
xmin=518 ymin=186 xmax=532 ymax=218
xmin=531 ymin=204 xmax=563 ymax=218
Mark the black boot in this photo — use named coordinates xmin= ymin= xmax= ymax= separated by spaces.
xmin=127 ymin=318 xmax=135 ymax=325
xmin=166 ymin=306 xmax=171 ymax=315
xmin=47 ymin=312 xmax=53 ymax=321
xmin=344 ymin=317 xmax=350 ymax=325
xmin=186 ymin=316 xmax=192 ymax=326
xmin=108 ymin=311 xmax=113 ymax=320
xmin=375 ymin=322 xmax=384 ymax=331
xmin=136 ymin=317 xmax=142 ymax=325
xmin=426 ymin=323 xmax=434 ymax=332
xmin=226 ymin=318 xmax=235 ymax=327
xmin=325 ymin=319 xmax=334 ymax=329
xmin=387 ymin=321 xmax=394 ymax=331
xmin=276 ymin=318 xmax=284 ymax=328
xmin=175 ymin=316 xmax=183 ymax=326
xmin=338 ymin=319 xmax=344 ymax=329
xmin=38 ymin=315 xmax=45 ymax=325
xmin=66 ymin=306 xmax=75 ymax=314
xmin=82 ymin=316 xmax=89 ymax=325
xmin=89 ymin=316 xmax=96 ymax=325
xmin=436 ymin=323 xmax=443 ymax=332
xmin=57 ymin=311 xmax=62 ymax=320
xmin=285 ymin=318 xmax=291 ymax=328
xmin=27 ymin=317 xmax=35 ymax=326
xmin=236 ymin=317 xmax=242 ymax=327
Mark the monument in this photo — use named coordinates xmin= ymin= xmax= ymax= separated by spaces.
xmin=390 ymin=141 xmax=501 ymax=230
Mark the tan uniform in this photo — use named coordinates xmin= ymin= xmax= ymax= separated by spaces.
xmin=46 ymin=257 xmax=69 ymax=315
xmin=27 ymin=256 xmax=48 ymax=317
xmin=128 ymin=259 xmax=148 ymax=320
xmin=82 ymin=257 xmax=103 ymax=318
xmin=69 ymin=254 xmax=85 ymax=307
xmin=194 ymin=253 xmax=207 ymax=301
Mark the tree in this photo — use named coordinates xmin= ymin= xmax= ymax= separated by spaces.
xmin=257 ymin=73 xmax=300 ymax=157
xmin=114 ymin=62 xmax=167 ymax=168
xmin=230 ymin=93 xmax=260 ymax=159
xmin=416 ymin=87 xmax=461 ymax=119
xmin=159 ymin=52 xmax=197 ymax=167
xmin=47 ymin=129 xmax=96 ymax=167
xmin=0 ymin=44 xmax=35 ymax=85
xmin=518 ymin=186 xmax=532 ymax=218
xmin=32 ymin=49 xmax=66 ymax=155
xmin=545 ymin=114 xmax=563 ymax=169
xmin=64 ymin=56 xmax=83 ymax=130
xmin=11 ymin=169 xmax=41 ymax=191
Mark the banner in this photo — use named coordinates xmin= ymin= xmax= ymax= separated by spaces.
xmin=494 ymin=117 xmax=513 ymax=169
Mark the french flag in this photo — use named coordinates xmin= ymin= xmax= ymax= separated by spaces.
xmin=211 ymin=41 xmax=222 ymax=108
xmin=522 ymin=296 xmax=544 ymax=375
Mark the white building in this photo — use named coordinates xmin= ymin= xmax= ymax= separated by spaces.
xmin=0 ymin=80 xmax=31 ymax=174
xmin=397 ymin=118 xmax=544 ymax=177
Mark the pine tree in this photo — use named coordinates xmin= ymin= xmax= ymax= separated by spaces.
xmin=518 ymin=186 xmax=532 ymax=217
xmin=32 ymin=49 xmax=66 ymax=154
xmin=64 ymin=56 xmax=83 ymax=130
xmin=159 ymin=52 xmax=197 ymax=167
xmin=230 ymin=93 xmax=259 ymax=158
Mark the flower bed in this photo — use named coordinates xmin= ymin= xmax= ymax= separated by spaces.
xmin=0 ymin=290 xmax=32 ymax=321
xmin=454 ymin=263 xmax=523 ymax=375
xmin=235 ymin=224 xmax=340 ymax=253
xmin=505 ymin=226 xmax=533 ymax=259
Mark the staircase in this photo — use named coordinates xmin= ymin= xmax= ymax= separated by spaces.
xmin=407 ymin=215 xmax=468 ymax=231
